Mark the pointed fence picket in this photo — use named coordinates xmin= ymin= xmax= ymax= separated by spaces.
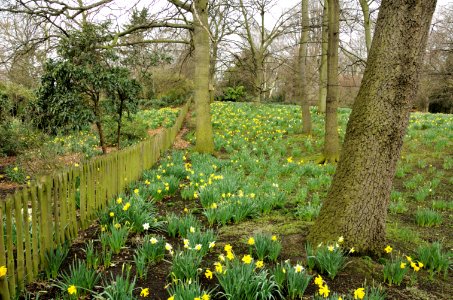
xmin=0 ymin=100 xmax=190 ymax=299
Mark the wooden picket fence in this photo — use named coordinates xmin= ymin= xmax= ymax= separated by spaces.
xmin=0 ymin=100 xmax=190 ymax=299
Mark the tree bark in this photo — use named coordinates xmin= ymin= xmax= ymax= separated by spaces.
xmin=116 ymin=96 xmax=124 ymax=150
xmin=320 ymin=0 xmax=340 ymax=163
xmin=317 ymin=0 xmax=328 ymax=113
xmin=194 ymin=0 xmax=215 ymax=153
xmin=93 ymin=94 xmax=107 ymax=154
xmin=308 ymin=0 xmax=437 ymax=253
xmin=299 ymin=0 xmax=312 ymax=134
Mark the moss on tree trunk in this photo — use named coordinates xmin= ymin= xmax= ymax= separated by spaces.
xmin=308 ymin=0 xmax=437 ymax=254
xmin=194 ymin=0 xmax=214 ymax=153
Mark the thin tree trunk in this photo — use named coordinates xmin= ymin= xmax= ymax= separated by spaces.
xmin=308 ymin=0 xmax=437 ymax=253
xmin=209 ymin=43 xmax=218 ymax=103
xmin=116 ymin=96 xmax=124 ymax=150
xmin=194 ymin=0 xmax=214 ymax=153
xmin=359 ymin=0 xmax=372 ymax=55
xmin=318 ymin=0 xmax=328 ymax=113
xmin=299 ymin=0 xmax=312 ymax=134
xmin=93 ymin=94 xmax=107 ymax=154
xmin=320 ymin=0 xmax=340 ymax=163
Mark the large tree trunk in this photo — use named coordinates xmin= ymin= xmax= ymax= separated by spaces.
xmin=308 ymin=0 xmax=437 ymax=253
xmin=194 ymin=0 xmax=215 ymax=153
xmin=299 ymin=0 xmax=312 ymax=134
xmin=320 ymin=0 xmax=340 ymax=163
xmin=317 ymin=0 xmax=328 ymax=113
xmin=359 ymin=0 xmax=372 ymax=55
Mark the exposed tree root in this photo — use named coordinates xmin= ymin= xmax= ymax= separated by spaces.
xmin=316 ymin=154 xmax=339 ymax=164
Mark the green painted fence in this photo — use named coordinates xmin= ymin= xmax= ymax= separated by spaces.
xmin=0 ymin=101 xmax=190 ymax=299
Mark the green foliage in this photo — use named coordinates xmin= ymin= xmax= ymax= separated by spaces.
xmin=0 ymin=119 xmax=45 ymax=156
xmin=216 ymin=258 xmax=280 ymax=300
xmin=96 ymin=264 xmax=137 ymax=300
xmin=84 ymin=241 xmax=100 ymax=270
xmin=167 ymin=280 xmax=211 ymax=300
xmin=220 ymin=86 xmax=248 ymax=102
xmin=383 ymin=257 xmax=408 ymax=285
xmin=249 ymin=233 xmax=282 ymax=262
xmin=285 ymin=262 xmax=312 ymax=300
xmin=58 ymin=260 xmax=100 ymax=296
xmin=415 ymin=208 xmax=442 ymax=227
xmin=170 ymin=249 xmax=203 ymax=281
xmin=306 ymin=243 xmax=347 ymax=280
xmin=45 ymin=244 xmax=69 ymax=280
xmin=166 ymin=213 xmax=201 ymax=238
xmin=4 ymin=165 xmax=27 ymax=183
xmin=416 ymin=242 xmax=452 ymax=279
xmin=100 ymin=224 xmax=129 ymax=254
xmin=140 ymin=235 xmax=166 ymax=265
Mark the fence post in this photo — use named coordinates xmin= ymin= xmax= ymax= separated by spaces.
xmin=0 ymin=200 xmax=11 ymax=300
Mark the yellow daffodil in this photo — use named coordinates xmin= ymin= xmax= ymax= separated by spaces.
xmin=384 ymin=245 xmax=392 ymax=253
xmin=209 ymin=241 xmax=216 ymax=249
xmin=0 ymin=266 xmax=7 ymax=278
xmin=214 ymin=262 xmax=223 ymax=273
xmin=123 ymin=202 xmax=131 ymax=211
xmin=328 ymin=245 xmax=335 ymax=252
xmin=134 ymin=189 xmax=139 ymax=194
xmin=109 ymin=212 xmax=115 ymax=217
xmin=242 ymin=255 xmax=253 ymax=264
xmin=201 ymin=294 xmax=210 ymax=300
xmin=256 ymin=260 xmax=264 ymax=268
xmin=226 ymin=251 xmax=235 ymax=260
xmin=314 ymin=275 xmax=323 ymax=287
xmin=114 ymin=223 xmax=121 ymax=229
xmin=349 ymin=247 xmax=355 ymax=254
xmin=140 ymin=288 xmax=150 ymax=297
xmin=168 ymin=296 xmax=174 ymax=300
xmin=116 ymin=197 xmax=123 ymax=204
xmin=150 ymin=237 xmax=158 ymax=244
xmin=195 ymin=244 xmax=202 ymax=251
xmin=338 ymin=236 xmax=344 ymax=243
xmin=224 ymin=244 xmax=233 ymax=252
xmin=400 ymin=262 xmax=406 ymax=269
xmin=271 ymin=235 xmax=278 ymax=241
xmin=319 ymin=284 xmax=330 ymax=298
xmin=354 ymin=287 xmax=365 ymax=299
xmin=68 ymin=285 xmax=77 ymax=295
xmin=247 ymin=237 xmax=255 ymax=245
xmin=205 ymin=269 xmax=213 ymax=280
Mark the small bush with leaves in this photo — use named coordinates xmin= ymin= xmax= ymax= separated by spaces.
xmin=416 ymin=242 xmax=451 ymax=279
xmin=383 ymin=257 xmax=409 ymax=286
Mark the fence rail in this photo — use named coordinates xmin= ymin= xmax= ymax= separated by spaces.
xmin=0 ymin=100 xmax=190 ymax=299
